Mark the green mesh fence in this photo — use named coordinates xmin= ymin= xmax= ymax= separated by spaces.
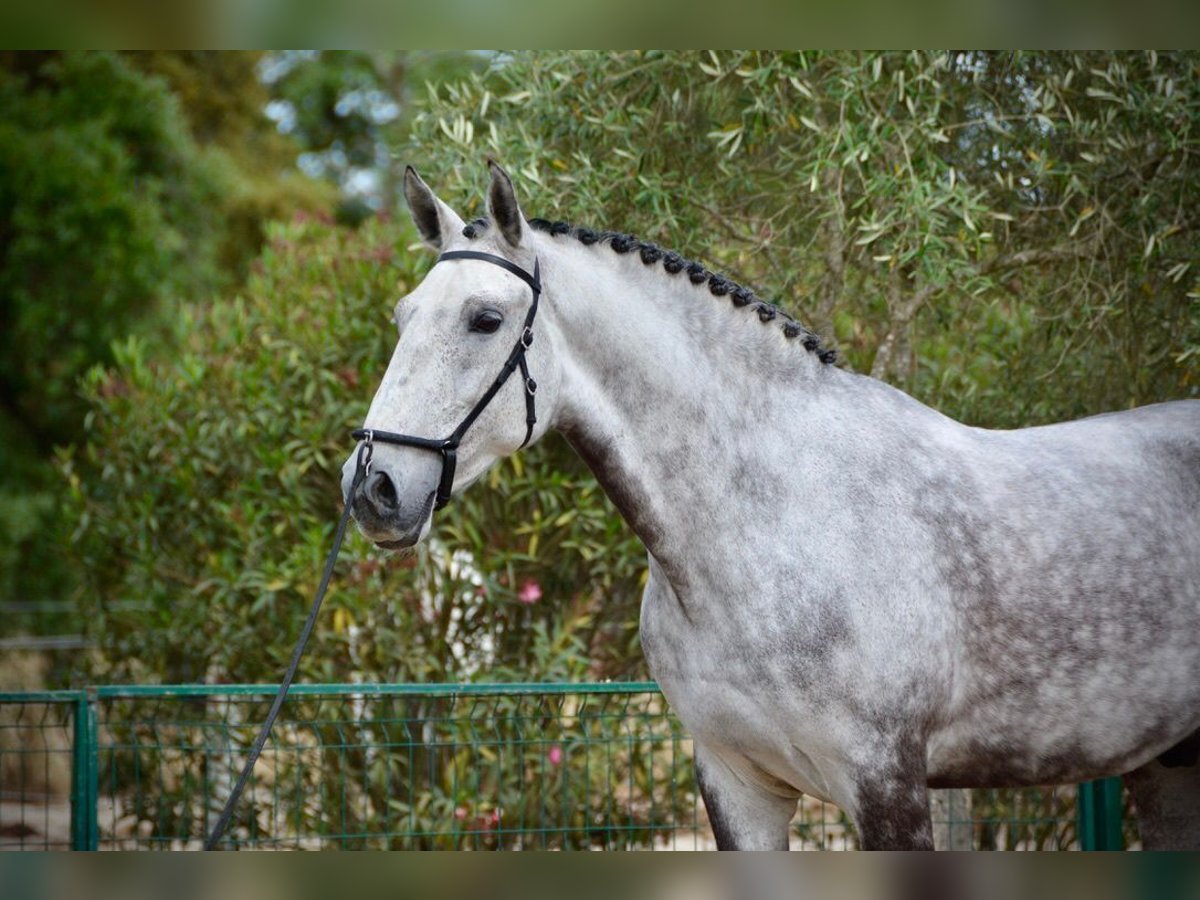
xmin=0 ymin=692 xmax=78 ymax=850
xmin=95 ymin=684 xmax=693 ymax=850
xmin=0 ymin=684 xmax=1129 ymax=850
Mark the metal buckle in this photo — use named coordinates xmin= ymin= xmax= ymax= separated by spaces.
xmin=360 ymin=429 xmax=374 ymax=477
xmin=520 ymin=327 xmax=534 ymax=349
xmin=525 ymin=377 xmax=537 ymax=395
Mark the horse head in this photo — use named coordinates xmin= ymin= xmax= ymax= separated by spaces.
xmin=341 ymin=162 xmax=564 ymax=548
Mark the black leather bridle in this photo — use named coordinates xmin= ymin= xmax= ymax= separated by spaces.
xmin=351 ymin=249 xmax=542 ymax=510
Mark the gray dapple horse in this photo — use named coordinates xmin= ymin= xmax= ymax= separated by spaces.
xmin=343 ymin=162 xmax=1200 ymax=850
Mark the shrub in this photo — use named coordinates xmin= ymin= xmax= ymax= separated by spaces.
xmin=64 ymin=216 xmax=647 ymax=685
xmin=0 ymin=51 xmax=334 ymax=656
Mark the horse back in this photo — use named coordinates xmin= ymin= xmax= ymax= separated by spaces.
xmin=927 ymin=399 xmax=1200 ymax=785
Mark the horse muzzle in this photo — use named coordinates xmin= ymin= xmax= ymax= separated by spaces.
xmin=342 ymin=462 xmax=437 ymax=549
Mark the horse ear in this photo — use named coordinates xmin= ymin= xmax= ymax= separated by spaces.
xmin=403 ymin=166 xmax=465 ymax=251
xmin=486 ymin=160 xmax=524 ymax=248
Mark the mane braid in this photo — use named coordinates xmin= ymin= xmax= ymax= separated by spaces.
xmin=464 ymin=216 xmax=836 ymax=365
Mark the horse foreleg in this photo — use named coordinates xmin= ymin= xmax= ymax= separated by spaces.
xmin=1125 ymin=731 xmax=1200 ymax=850
xmin=850 ymin=764 xmax=935 ymax=850
xmin=694 ymin=744 xmax=797 ymax=850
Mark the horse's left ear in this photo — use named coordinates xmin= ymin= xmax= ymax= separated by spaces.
xmin=486 ymin=160 xmax=524 ymax=248
xmin=404 ymin=166 xmax=466 ymax=251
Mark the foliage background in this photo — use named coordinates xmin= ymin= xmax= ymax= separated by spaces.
xmin=0 ymin=51 xmax=332 ymax=666
xmin=411 ymin=51 xmax=1198 ymax=424
xmin=0 ymin=51 xmax=1195 ymax=691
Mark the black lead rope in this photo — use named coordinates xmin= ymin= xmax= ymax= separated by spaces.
xmin=204 ymin=440 xmax=372 ymax=850
xmin=204 ymin=251 xmax=540 ymax=850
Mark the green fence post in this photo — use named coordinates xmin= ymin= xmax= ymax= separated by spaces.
xmin=1077 ymin=777 xmax=1123 ymax=850
xmin=70 ymin=692 xmax=99 ymax=851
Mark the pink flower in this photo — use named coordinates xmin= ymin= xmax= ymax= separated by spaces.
xmin=517 ymin=580 xmax=542 ymax=605
xmin=454 ymin=806 xmax=468 ymax=820
xmin=548 ymin=744 xmax=563 ymax=766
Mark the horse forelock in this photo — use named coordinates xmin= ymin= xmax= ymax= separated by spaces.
xmin=461 ymin=216 xmax=837 ymax=365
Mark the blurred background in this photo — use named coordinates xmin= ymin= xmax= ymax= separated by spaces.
xmin=0 ymin=51 xmax=1196 ymax=850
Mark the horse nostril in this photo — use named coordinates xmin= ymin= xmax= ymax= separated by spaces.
xmin=367 ymin=471 xmax=399 ymax=513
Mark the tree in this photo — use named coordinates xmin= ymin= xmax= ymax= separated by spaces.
xmin=124 ymin=51 xmax=335 ymax=277
xmin=409 ymin=51 xmax=1198 ymax=426
xmin=262 ymin=51 xmax=486 ymax=216
xmin=0 ymin=51 xmax=332 ymax=656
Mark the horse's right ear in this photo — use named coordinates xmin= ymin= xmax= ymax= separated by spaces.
xmin=403 ymin=166 xmax=466 ymax=251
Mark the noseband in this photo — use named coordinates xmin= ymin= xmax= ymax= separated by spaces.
xmin=351 ymin=250 xmax=542 ymax=510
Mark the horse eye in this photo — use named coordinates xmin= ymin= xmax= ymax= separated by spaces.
xmin=470 ymin=309 xmax=504 ymax=334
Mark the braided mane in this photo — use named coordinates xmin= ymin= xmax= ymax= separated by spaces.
xmin=462 ymin=217 xmax=836 ymax=365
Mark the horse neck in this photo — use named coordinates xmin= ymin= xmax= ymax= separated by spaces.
xmin=540 ymin=237 xmax=831 ymax=561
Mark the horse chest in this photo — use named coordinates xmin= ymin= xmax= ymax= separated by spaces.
xmin=638 ymin=560 xmax=856 ymax=790
xmin=642 ymin=600 xmax=855 ymax=804
xmin=638 ymin=559 xmax=787 ymax=691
